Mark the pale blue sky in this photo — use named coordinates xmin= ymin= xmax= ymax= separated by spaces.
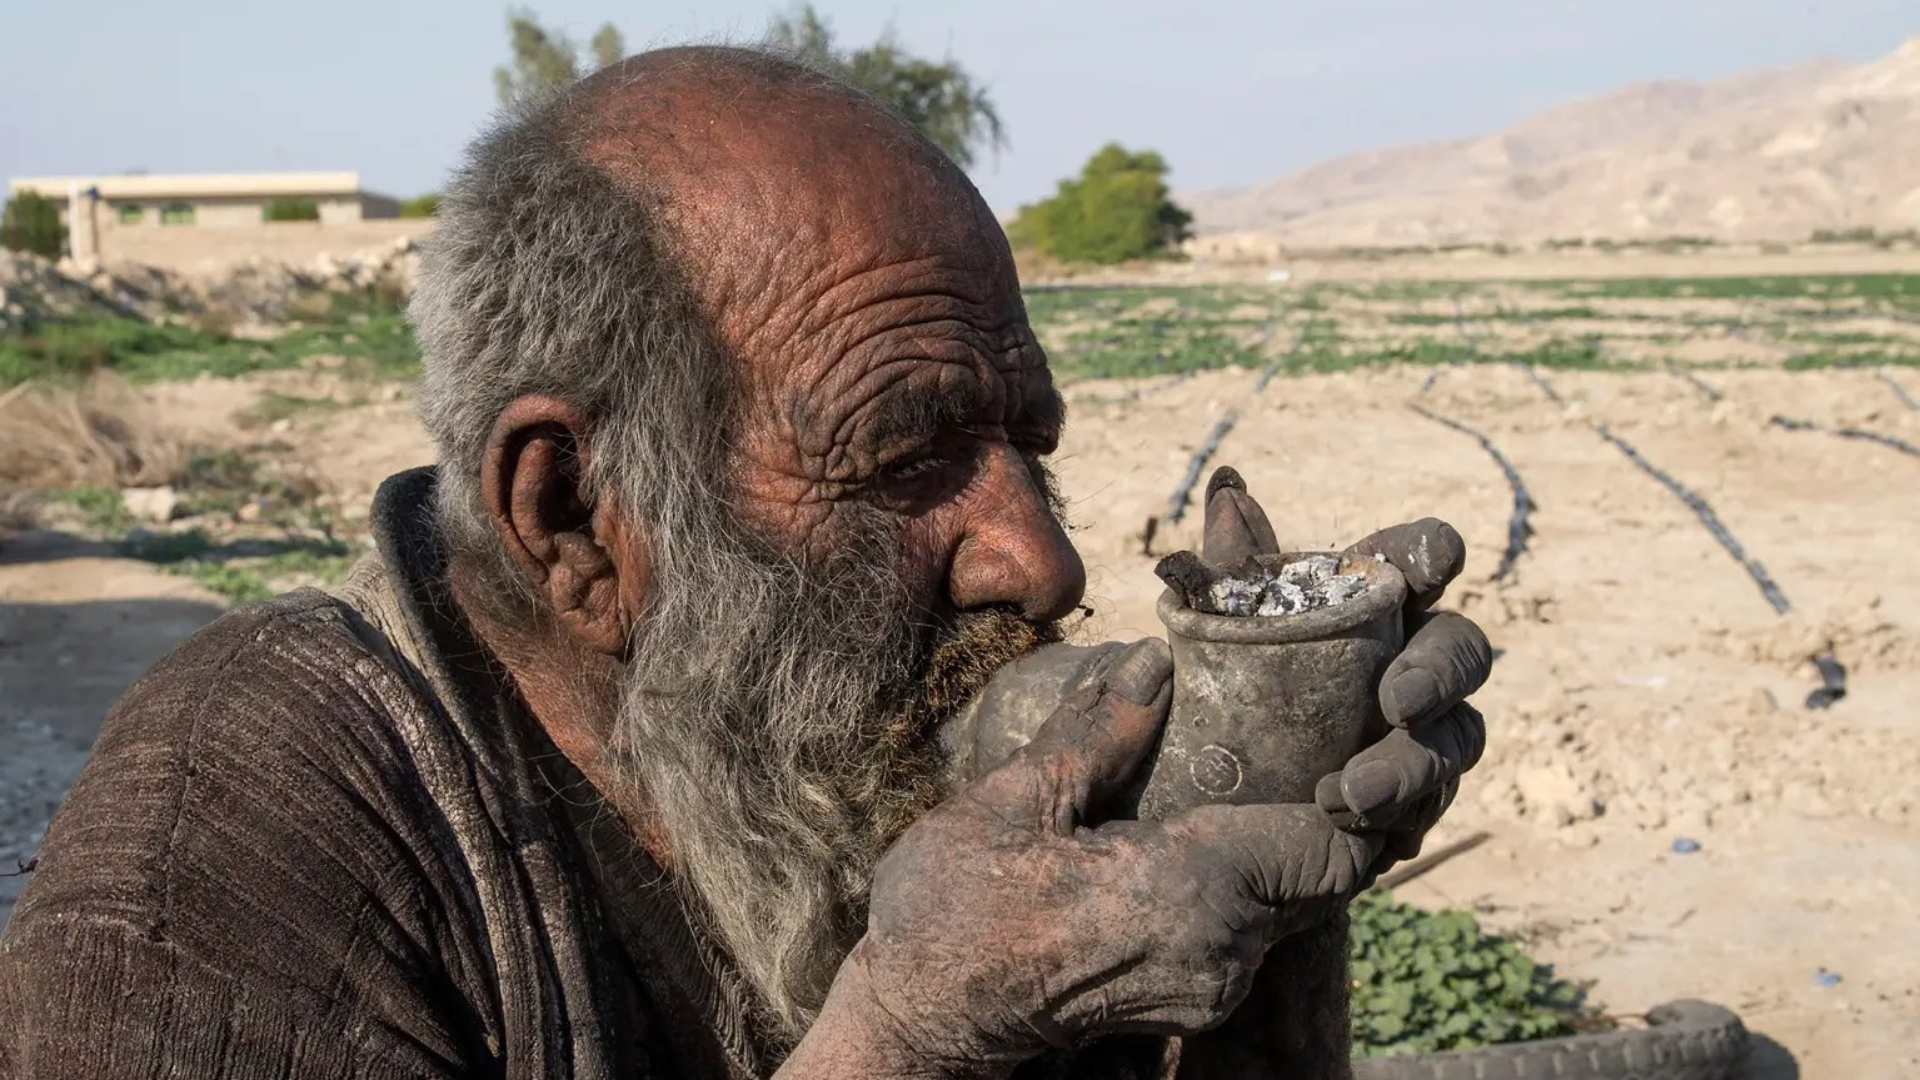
xmin=1 ymin=1 xmax=1912 ymax=212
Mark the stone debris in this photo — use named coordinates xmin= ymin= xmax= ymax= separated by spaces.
xmin=120 ymin=486 xmax=179 ymax=524
xmin=1 ymin=238 xmax=421 ymax=333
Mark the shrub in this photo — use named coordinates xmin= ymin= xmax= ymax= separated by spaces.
xmin=1349 ymin=891 xmax=1599 ymax=1057
xmin=1008 ymin=144 xmax=1193 ymax=265
xmin=262 ymin=197 xmax=320 ymax=222
xmin=398 ymin=193 xmax=440 ymax=218
xmin=2 ymin=191 xmax=67 ymax=258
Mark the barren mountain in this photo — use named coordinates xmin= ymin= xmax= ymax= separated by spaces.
xmin=1183 ymin=38 xmax=1920 ymax=247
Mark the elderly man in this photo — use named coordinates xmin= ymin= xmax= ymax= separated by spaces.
xmin=0 ymin=47 xmax=1489 ymax=1079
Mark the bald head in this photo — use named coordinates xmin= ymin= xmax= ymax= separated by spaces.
xmin=564 ymin=48 xmax=1012 ymax=347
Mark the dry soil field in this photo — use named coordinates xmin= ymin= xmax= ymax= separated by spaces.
xmin=4 ymin=262 xmax=1918 ymax=1077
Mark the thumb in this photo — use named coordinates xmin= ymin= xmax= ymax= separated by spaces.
xmin=970 ymin=637 xmax=1173 ymax=835
xmin=1203 ymin=467 xmax=1280 ymax=566
xmin=1170 ymin=802 xmax=1382 ymax=909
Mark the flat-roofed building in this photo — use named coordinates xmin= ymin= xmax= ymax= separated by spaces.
xmin=8 ymin=172 xmax=400 ymax=261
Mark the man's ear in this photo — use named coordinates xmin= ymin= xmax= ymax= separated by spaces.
xmin=481 ymin=394 xmax=650 ymax=655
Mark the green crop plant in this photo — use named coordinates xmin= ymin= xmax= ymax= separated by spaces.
xmin=1349 ymin=891 xmax=1599 ymax=1057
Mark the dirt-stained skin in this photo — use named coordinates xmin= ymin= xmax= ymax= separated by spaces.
xmin=451 ymin=48 xmax=1492 ymax=1079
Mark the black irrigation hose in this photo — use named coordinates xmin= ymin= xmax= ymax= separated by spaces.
xmin=1158 ymin=315 xmax=1300 ymax=525
xmin=1162 ymin=411 xmax=1239 ymax=524
xmin=1518 ymin=363 xmax=1566 ymax=405
xmin=1591 ymin=422 xmax=1843 ymax=710
xmin=1590 ymin=422 xmax=1792 ymax=616
xmin=1876 ymin=371 xmax=1919 ymax=410
xmin=1409 ymin=404 xmax=1534 ymax=583
xmin=1498 ymin=346 xmax=1851 ymax=710
xmin=1665 ymin=362 xmax=1724 ymax=402
xmin=1252 ymin=324 xmax=1309 ymax=394
xmin=1768 ymin=414 xmax=1920 ymax=460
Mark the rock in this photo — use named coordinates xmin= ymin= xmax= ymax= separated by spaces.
xmin=1515 ymin=761 xmax=1600 ymax=826
xmin=120 ymin=486 xmax=178 ymax=523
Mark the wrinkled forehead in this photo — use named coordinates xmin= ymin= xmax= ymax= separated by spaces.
xmin=574 ymin=53 xmax=1037 ymax=452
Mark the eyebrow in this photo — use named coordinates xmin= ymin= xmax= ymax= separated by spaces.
xmin=864 ymin=378 xmax=1064 ymax=451
xmin=863 ymin=382 xmax=994 ymax=450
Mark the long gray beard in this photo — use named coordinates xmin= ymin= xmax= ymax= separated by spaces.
xmin=606 ymin=509 xmax=1057 ymax=1048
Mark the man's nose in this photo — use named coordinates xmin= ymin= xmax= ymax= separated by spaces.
xmin=946 ymin=446 xmax=1087 ymax=623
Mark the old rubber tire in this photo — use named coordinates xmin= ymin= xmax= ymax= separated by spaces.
xmin=1352 ymin=1000 xmax=1749 ymax=1080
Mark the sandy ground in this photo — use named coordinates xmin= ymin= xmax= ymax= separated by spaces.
xmin=4 ymin=358 xmax=1918 ymax=1077
xmin=1058 ymin=362 xmax=1920 ymax=1080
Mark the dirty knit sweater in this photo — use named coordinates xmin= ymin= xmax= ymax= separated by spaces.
xmin=0 ymin=468 xmax=763 ymax=1079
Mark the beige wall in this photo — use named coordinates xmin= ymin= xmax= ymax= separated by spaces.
xmin=96 ymin=218 xmax=435 ymax=273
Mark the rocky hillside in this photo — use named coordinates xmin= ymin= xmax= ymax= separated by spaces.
xmin=1184 ymin=37 xmax=1920 ymax=247
xmin=1 ymin=241 xmax=420 ymax=333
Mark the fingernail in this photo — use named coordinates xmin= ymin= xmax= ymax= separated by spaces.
xmin=1107 ymin=638 xmax=1173 ymax=705
xmin=1388 ymin=669 xmax=1440 ymax=724
xmin=1206 ymin=466 xmax=1246 ymax=501
xmin=1344 ymin=760 xmax=1401 ymax=815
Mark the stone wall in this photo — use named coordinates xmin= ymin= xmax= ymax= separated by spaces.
xmin=94 ymin=219 xmax=435 ymax=276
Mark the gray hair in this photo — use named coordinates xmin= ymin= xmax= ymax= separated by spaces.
xmin=410 ymin=48 xmax=936 ymax=621
xmin=409 ymin=62 xmax=733 ymax=622
xmin=407 ymin=49 xmax=1051 ymax=1049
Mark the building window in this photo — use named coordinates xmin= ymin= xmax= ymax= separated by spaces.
xmin=160 ymin=203 xmax=195 ymax=226
xmin=262 ymin=197 xmax=320 ymax=222
xmin=118 ymin=204 xmax=145 ymax=226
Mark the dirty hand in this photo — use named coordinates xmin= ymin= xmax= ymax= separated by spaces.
xmin=1200 ymin=464 xmax=1492 ymax=874
xmin=780 ymin=638 xmax=1382 ymax=1079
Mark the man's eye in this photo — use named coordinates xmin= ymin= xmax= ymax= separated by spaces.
xmin=885 ymin=453 xmax=950 ymax=483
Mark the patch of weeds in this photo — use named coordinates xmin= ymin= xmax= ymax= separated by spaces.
xmin=1349 ymin=891 xmax=1601 ymax=1058
xmin=0 ymin=296 xmax=423 ymax=389
xmin=1023 ymin=285 xmax=1275 ymax=330
xmin=172 ymin=561 xmax=278 ymax=605
xmin=140 ymin=535 xmax=356 ymax=606
xmin=1278 ymin=337 xmax=1617 ymax=376
xmin=1356 ymin=280 xmax=1475 ymax=302
xmin=172 ymin=448 xmax=328 ymax=528
xmin=274 ymin=312 xmax=420 ymax=380
xmin=1552 ymin=273 xmax=1920 ymax=302
xmin=119 ymin=527 xmax=216 ymax=563
xmin=1054 ymin=322 xmax=1261 ymax=380
xmin=1780 ymin=329 xmax=1900 ymax=347
xmin=1783 ymin=349 xmax=1920 ymax=370
xmin=46 ymin=484 xmax=132 ymax=532
xmin=0 ymin=318 xmax=280 ymax=387
xmin=237 ymin=391 xmax=355 ymax=429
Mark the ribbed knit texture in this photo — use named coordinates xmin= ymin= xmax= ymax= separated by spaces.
xmin=0 ymin=468 xmax=758 ymax=1079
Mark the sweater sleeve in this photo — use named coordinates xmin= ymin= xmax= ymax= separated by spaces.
xmin=0 ymin=597 xmax=492 ymax=1079
xmin=1 ymin=915 xmax=453 ymax=1079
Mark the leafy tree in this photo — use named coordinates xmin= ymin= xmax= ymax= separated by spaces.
xmin=589 ymin=24 xmax=626 ymax=70
xmin=1 ymin=191 xmax=67 ymax=259
xmin=261 ymin=197 xmax=320 ymax=222
xmin=765 ymin=5 xmax=1004 ymax=169
xmin=1007 ymin=144 xmax=1193 ymax=264
xmin=493 ymin=9 xmax=624 ymax=104
xmin=491 ymin=6 xmax=1002 ymax=169
xmin=398 ymin=194 xmax=441 ymax=218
